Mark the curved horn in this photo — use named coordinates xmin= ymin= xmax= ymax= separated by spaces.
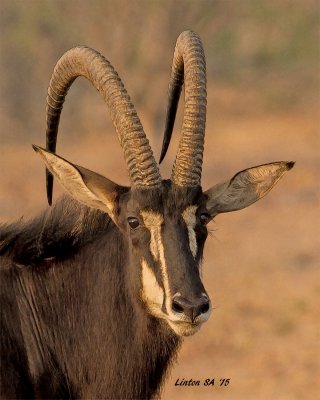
xmin=160 ymin=31 xmax=206 ymax=187
xmin=46 ymin=46 xmax=161 ymax=205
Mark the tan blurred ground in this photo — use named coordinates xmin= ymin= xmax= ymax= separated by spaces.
xmin=1 ymin=1 xmax=319 ymax=399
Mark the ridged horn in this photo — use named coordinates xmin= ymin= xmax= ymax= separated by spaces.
xmin=46 ymin=46 xmax=161 ymax=205
xmin=160 ymin=31 xmax=207 ymax=187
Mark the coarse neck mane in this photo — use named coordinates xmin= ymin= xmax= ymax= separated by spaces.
xmin=0 ymin=195 xmax=112 ymax=266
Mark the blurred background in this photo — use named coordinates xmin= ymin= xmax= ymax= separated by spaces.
xmin=0 ymin=0 xmax=319 ymax=399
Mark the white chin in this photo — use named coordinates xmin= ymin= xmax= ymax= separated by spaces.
xmin=167 ymin=320 xmax=203 ymax=337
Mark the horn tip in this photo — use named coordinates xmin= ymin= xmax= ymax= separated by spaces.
xmin=46 ymin=170 xmax=53 ymax=206
xmin=46 ymin=187 xmax=53 ymax=206
xmin=159 ymin=150 xmax=165 ymax=164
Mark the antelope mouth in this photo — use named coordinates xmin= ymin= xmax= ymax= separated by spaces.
xmin=167 ymin=319 xmax=205 ymax=337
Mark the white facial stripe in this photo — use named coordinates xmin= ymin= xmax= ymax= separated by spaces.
xmin=140 ymin=211 xmax=164 ymax=262
xmin=140 ymin=258 xmax=165 ymax=318
xmin=140 ymin=211 xmax=172 ymax=312
xmin=140 ymin=211 xmax=163 ymax=227
xmin=150 ymin=224 xmax=161 ymax=262
xmin=182 ymin=205 xmax=198 ymax=258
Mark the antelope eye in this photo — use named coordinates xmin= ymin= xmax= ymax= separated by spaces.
xmin=127 ymin=217 xmax=140 ymax=229
xmin=199 ymin=213 xmax=211 ymax=225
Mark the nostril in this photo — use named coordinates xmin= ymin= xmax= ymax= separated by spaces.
xmin=200 ymin=302 xmax=210 ymax=314
xmin=172 ymin=299 xmax=184 ymax=313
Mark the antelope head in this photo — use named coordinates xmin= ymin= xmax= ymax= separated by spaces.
xmin=34 ymin=31 xmax=293 ymax=336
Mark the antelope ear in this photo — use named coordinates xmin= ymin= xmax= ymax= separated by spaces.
xmin=205 ymin=161 xmax=294 ymax=217
xmin=33 ymin=145 xmax=128 ymax=219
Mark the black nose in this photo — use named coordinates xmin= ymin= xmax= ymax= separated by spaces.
xmin=172 ymin=295 xmax=210 ymax=322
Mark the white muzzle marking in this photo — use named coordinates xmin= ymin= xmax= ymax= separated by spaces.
xmin=140 ymin=211 xmax=172 ymax=314
xmin=140 ymin=258 xmax=165 ymax=318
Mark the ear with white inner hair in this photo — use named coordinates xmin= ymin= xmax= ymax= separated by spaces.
xmin=205 ymin=161 xmax=294 ymax=217
xmin=33 ymin=145 xmax=128 ymax=220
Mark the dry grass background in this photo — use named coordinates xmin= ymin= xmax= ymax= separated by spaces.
xmin=0 ymin=1 xmax=319 ymax=399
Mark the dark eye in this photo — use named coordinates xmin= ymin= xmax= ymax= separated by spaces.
xmin=199 ymin=213 xmax=211 ymax=225
xmin=127 ymin=217 xmax=140 ymax=230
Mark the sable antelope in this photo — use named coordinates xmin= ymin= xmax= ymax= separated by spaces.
xmin=0 ymin=31 xmax=293 ymax=399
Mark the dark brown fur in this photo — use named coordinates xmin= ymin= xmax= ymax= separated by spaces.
xmin=1 ymin=194 xmax=184 ymax=399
